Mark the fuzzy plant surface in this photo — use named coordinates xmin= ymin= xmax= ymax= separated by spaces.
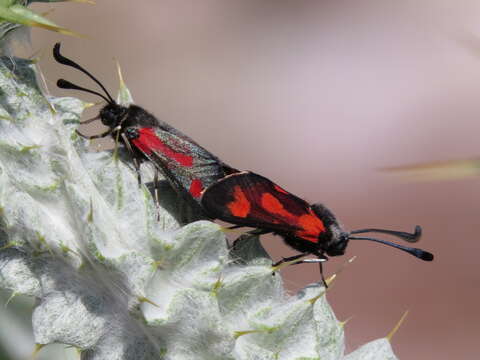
xmin=0 ymin=0 xmax=86 ymax=53
xmin=0 ymin=56 xmax=401 ymax=360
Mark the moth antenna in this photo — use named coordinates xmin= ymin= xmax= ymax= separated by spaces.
xmin=348 ymin=236 xmax=433 ymax=261
xmin=53 ymin=43 xmax=115 ymax=103
xmin=57 ymin=79 xmax=112 ymax=104
xmin=350 ymin=225 xmax=421 ymax=243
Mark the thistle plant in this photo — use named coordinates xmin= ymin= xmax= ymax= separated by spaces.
xmin=0 ymin=0 xmax=87 ymax=52
xmin=0 ymin=41 xmax=403 ymax=360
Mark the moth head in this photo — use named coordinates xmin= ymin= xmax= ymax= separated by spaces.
xmin=100 ymin=103 xmax=128 ymax=128
xmin=310 ymin=203 xmax=349 ymax=257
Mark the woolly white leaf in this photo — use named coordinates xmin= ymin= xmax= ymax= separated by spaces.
xmin=0 ymin=55 xmax=402 ymax=360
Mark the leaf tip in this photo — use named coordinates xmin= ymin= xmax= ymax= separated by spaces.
xmin=387 ymin=310 xmax=409 ymax=342
xmin=31 ymin=343 xmax=46 ymax=359
xmin=139 ymin=296 xmax=159 ymax=308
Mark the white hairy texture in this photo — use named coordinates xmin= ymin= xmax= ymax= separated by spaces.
xmin=0 ymin=56 xmax=399 ymax=359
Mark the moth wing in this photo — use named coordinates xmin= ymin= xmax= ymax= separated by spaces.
xmin=129 ymin=127 xmax=231 ymax=200
xmin=201 ymin=171 xmax=326 ymax=240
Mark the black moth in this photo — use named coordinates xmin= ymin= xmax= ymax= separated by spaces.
xmin=200 ymin=171 xmax=434 ymax=281
xmin=53 ymin=43 xmax=237 ymax=221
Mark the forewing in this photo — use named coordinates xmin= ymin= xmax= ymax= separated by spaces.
xmin=129 ymin=127 xmax=230 ymax=201
xmin=201 ymin=172 xmax=326 ymax=241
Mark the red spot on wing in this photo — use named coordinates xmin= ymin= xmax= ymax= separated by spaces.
xmin=261 ymin=192 xmax=326 ymax=243
xmin=295 ymin=210 xmax=326 ymax=243
xmin=131 ymin=128 xmax=193 ymax=167
xmin=260 ymin=193 xmax=293 ymax=218
xmin=227 ymin=186 xmax=251 ymax=217
xmin=189 ymin=179 xmax=203 ymax=198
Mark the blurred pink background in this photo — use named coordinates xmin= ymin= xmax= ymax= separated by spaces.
xmin=28 ymin=0 xmax=480 ymax=358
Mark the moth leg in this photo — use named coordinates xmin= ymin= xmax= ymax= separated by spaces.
xmin=286 ymin=254 xmax=330 ymax=288
xmin=76 ymin=128 xmax=113 ymax=140
xmin=272 ymin=253 xmax=309 ymax=267
xmin=312 ymin=253 xmax=329 ymax=288
xmin=290 ymin=253 xmax=328 ymax=265
xmin=319 ymin=260 xmax=328 ymax=288
xmin=153 ymin=168 xmax=161 ymax=221
xmin=247 ymin=228 xmax=271 ymax=236
xmin=120 ymin=133 xmax=142 ymax=186
xmin=226 ymin=225 xmax=244 ymax=230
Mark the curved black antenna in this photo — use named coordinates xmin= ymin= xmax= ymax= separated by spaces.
xmin=350 ymin=225 xmax=421 ymax=243
xmin=348 ymin=236 xmax=434 ymax=261
xmin=57 ymin=79 xmax=112 ymax=104
xmin=53 ymin=43 xmax=115 ymax=103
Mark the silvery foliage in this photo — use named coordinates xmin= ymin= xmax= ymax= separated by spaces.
xmin=0 ymin=56 xmax=399 ymax=359
xmin=0 ymin=0 xmax=81 ymax=55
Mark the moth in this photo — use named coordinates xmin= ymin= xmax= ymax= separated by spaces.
xmin=201 ymin=171 xmax=434 ymax=270
xmin=53 ymin=43 xmax=237 ymax=217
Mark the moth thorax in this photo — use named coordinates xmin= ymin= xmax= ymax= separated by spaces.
xmin=99 ymin=103 xmax=128 ymax=128
xmin=311 ymin=203 xmax=349 ymax=256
